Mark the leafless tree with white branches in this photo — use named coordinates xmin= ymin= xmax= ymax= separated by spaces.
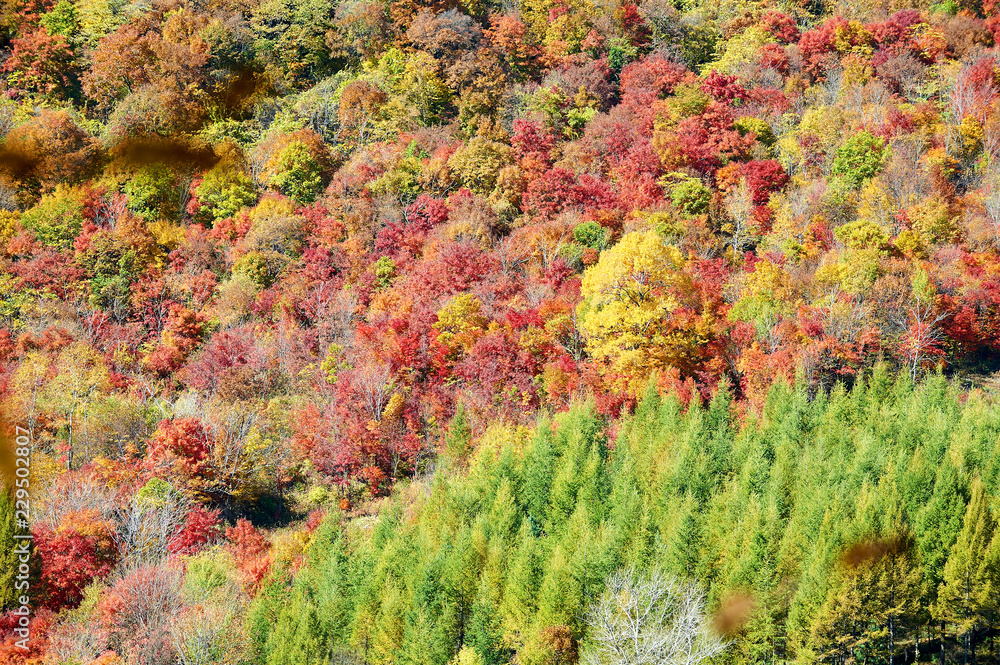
xmin=582 ymin=566 xmax=730 ymax=665
xmin=726 ymin=180 xmax=755 ymax=252
xmin=112 ymin=485 xmax=191 ymax=568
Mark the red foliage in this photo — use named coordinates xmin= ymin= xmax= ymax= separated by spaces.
xmin=512 ymin=119 xmax=556 ymax=175
xmin=168 ymin=505 xmax=222 ymax=555
xmin=144 ymin=304 xmax=204 ymax=375
xmin=180 ymin=326 xmax=261 ymax=393
xmin=879 ymin=106 xmax=916 ymax=138
xmin=0 ymin=608 xmax=55 ymax=661
xmin=798 ymin=16 xmax=849 ymax=79
xmin=702 ymin=71 xmax=749 ymax=104
xmin=145 ymin=417 xmax=213 ymax=483
xmin=521 ymin=168 xmax=578 ymax=219
xmin=667 ymin=102 xmax=754 ymax=175
xmin=225 ymin=518 xmax=272 ymax=595
xmin=406 ymin=193 xmax=449 ymax=227
xmin=758 ymin=43 xmax=790 ymax=74
xmin=620 ymin=3 xmax=651 ymax=49
xmin=9 ymin=250 xmax=85 ymax=299
xmin=98 ymin=562 xmax=181 ymax=660
xmin=761 ymin=11 xmax=800 ymax=43
xmin=33 ymin=512 xmax=118 ymax=612
xmin=868 ymin=10 xmax=922 ymax=48
xmin=2 ymin=28 xmax=77 ymax=97
xmin=454 ymin=326 xmax=544 ymax=423
xmin=407 ymin=240 xmax=498 ymax=298
xmin=741 ymin=160 xmax=789 ymax=206
xmin=619 ymin=56 xmax=688 ymax=102
xmin=485 ymin=14 xmax=543 ymax=79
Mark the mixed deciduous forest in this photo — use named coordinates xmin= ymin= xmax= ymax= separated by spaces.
xmin=1 ymin=0 xmax=1000 ymax=659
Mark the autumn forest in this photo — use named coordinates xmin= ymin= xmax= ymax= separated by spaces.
xmin=1 ymin=0 xmax=1000 ymax=660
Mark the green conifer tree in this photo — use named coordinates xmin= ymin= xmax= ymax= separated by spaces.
xmin=0 ymin=486 xmax=16 ymax=612
xmin=935 ymin=478 xmax=997 ymax=663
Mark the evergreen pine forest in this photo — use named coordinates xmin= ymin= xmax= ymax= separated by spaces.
xmin=3 ymin=0 xmax=1000 ymax=659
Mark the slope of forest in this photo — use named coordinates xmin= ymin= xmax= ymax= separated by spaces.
xmin=253 ymin=374 xmax=1000 ymax=665
xmin=1 ymin=0 xmax=1000 ymax=658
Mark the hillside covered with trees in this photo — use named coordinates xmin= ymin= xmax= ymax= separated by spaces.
xmin=1 ymin=0 xmax=1000 ymax=659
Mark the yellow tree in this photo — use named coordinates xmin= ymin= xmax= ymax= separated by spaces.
xmin=578 ymin=230 xmax=705 ymax=392
xmin=6 ymin=351 xmax=51 ymax=442
xmin=43 ymin=342 xmax=110 ymax=470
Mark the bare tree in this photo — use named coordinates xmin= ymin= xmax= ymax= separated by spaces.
xmin=492 ymin=234 xmax=529 ymax=276
xmin=897 ymin=295 xmax=949 ymax=383
xmin=113 ymin=485 xmax=191 ymax=568
xmin=201 ymin=397 xmax=266 ymax=514
xmin=982 ymin=179 xmax=1000 ymax=251
xmin=353 ymin=362 xmax=395 ymax=422
xmin=104 ymin=561 xmax=185 ymax=664
xmin=46 ymin=620 xmax=109 ymax=664
xmin=37 ymin=469 xmax=117 ymax=530
xmin=726 ymin=180 xmax=755 ymax=252
xmin=582 ymin=567 xmax=730 ymax=665
xmin=171 ymin=603 xmax=250 ymax=665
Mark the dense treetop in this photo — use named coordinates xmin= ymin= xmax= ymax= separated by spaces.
xmin=2 ymin=0 xmax=1000 ymax=659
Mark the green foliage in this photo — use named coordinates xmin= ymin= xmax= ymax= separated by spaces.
xmin=124 ymin=164 xmax=181 ymax=222
xmin=572 ymin=221 xmax=608 ymax=250
xmin=234 ymin=250 xmax=288 ymax=288
xmin=831 ymin=131 xmax=890 ymax=189
xmin=250 ymin=0 xmax=338 ymax=88
xmin=666 ymin=82 xmax=710 ymax=119
xmin=135 ymin=477 xmax=178 ymax=505
xmin=0 ymin=487 xmax=17 ymax=612
xmin=249 ymin=375 xmax=1000 ymax=665
xmin=40 ymin=0 xmax=79 ymax=39
xmin=195 ymin=165 xmax=259 ymax=223
xmin=444 ymin=402 xmax=472 ymax=462
xmin=269 ymin=141 xmax=324 ymax=203
xmin=667 ymin=175 xmax=712 ymax=215
xmin=734 ymin=117 xmax=775 ymax=146
xmin=373 ymin=256 xmax=397 ymax=289
xmin=184 ymin=549 xmax=236 ymax=597
xmin=20 ymin=185 xmax=85 ymax=248
xmin=607 ymin=37 xmax=639 ymax=72
xmin=321 ymin=343 xmax=350 ymax=384
xmin=680 ymin=14 xmax=719 ymax=69
xmin=75 ymin=0 xmax=128 ymax=46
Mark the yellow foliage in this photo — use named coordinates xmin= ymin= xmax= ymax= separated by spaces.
xmin=381 ymin=392 xmax=405 ymax=426
xmin=833 ymin=20 xmax=873 ymax=56
xmin=470 ymin=420 xmax=530 ymax=466
xmin=765 ymin=194 xmax=820 ymax=261
xmin=449 ymin=647 xmax=485 ymax=665
xmin=959 ymin=116 xmax=984 ymax=157
xmin=841 ymin=54 xmax=874 ymax=86
xmin=519 ymin=0 xmax=595 ymax=55
xmin=248 ymin=195 xmax=297 ymax=225
xmin=433 ymin=293 xmax=488 ymax=352
xmin=894 ymin=229 xmax=927 ymax=259
xmin=0 ymin=210 xmax=20 ymax=249
xmin=729 ymin=260 xmax=797 ymax=332
xmin=799 ymin=106 xmax=848 ymax=147
xmin=448 ymin=137 xmax=516 ymax=197
xmin=148 ymin=220 xmax=186 ymax=249
xmin=579 ymin=230 xmax=704 ymax=391
xmin=857 ymin=179 xmax=896 ymax=228
xmin=271 ymin=528 xmax=312 ymax=573
xmin=710 ymin=26 xmax=775 ymax=75
xmin=815 ymin=248 xmax=884 ymax=294
xmin=907 ymin=196 xmax=959 ymax=245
